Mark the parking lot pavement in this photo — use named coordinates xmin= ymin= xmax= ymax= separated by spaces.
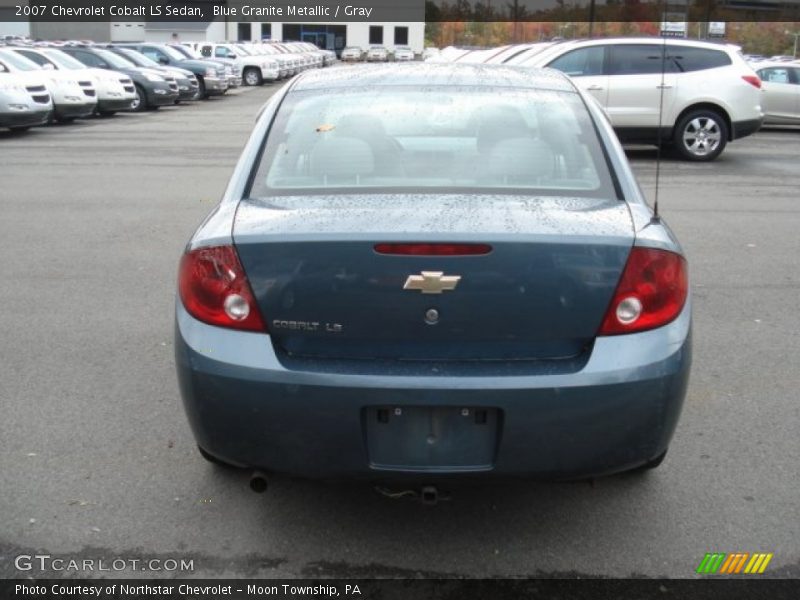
xmin=1 ymin=87 xmax=798 ymax=579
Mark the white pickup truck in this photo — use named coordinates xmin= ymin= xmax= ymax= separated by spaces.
xmin=189 ymin=42 xmax=279 ymax=86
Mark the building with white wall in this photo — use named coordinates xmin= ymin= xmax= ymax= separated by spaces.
xmin=0 ymin=20 xmax=30 ymax=38
xmin=227 ymin=21 xmax=425 ymax=54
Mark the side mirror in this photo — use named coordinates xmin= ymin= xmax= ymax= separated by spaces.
xmin=0 ymin=64 xmax=7 ymax=73
xmin=42 ymin=63 xmax=55 ymax=71
xmin=158 ymin=56 xmax=169 ymax=65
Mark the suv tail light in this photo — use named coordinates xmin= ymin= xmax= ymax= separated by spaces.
xmin=178 ymin=245 xmax=266 ymax=332
xmin=742 ymin=75 xmax=761 ymax=89
xmin=598 ymin=247 xmax=688 ymax=335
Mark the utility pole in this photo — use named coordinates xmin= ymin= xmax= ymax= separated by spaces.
xmin=791 ymin=31 xmax=799 ymax=59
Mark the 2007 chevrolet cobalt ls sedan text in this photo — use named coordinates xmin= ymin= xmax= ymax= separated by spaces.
xmin=175 ymin=64 xmax=691 ymax=485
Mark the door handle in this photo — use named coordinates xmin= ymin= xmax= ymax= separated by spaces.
xmin=586 ymin=85 xmax=604 ymax=91
xmin=656 ymin=84 xmax=673 ymax=89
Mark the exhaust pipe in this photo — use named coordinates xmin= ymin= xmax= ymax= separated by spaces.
xmin=249 ymin=470 xmax=269 ymax=493
xmin=420 ymin=485 xmax=439 ymax=506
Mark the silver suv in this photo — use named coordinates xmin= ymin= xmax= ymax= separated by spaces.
xmin=524 ymin=38 xmax=764 ymax=161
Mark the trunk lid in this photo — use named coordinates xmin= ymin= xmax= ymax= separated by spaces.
xmin=233 ymin=194 xmax=633 ymax=362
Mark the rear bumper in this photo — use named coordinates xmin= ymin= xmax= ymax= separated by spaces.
xmin=731 ymin=117 xmax=763 ymax=140
xmin=175 ymin=301 xmax=691 ymax=481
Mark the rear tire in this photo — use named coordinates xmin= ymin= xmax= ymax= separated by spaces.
xmin=673 ymin=109 xmax=728 ymax=162
xmin=244 ymin=67 xmax=263 ymax=86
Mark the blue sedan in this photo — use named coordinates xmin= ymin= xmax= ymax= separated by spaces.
xmin=175 ymin=64 xmax=691 ymax=490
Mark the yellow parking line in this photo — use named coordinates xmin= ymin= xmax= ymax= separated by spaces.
xmin=757 ymin=553 xmax=774 ymax=574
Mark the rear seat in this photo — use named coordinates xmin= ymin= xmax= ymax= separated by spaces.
xmin=309 ymin=136 xmax=375 ymax=184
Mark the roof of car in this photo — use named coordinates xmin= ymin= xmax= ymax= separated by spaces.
xmin=543 ymin=36 xmax=739 ymax=50
xmin=291 ymin=63 xmax=575 ymax=92
xmin=751 ymin=60 xmax=800 ymax=69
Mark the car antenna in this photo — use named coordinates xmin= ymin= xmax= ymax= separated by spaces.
xmin=652 ymin=3 xmax=670 ymax=224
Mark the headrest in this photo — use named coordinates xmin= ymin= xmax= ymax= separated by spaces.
xmin=309 ymin=136 xmax=375 ymax=179
xmin=487 ymin=137 xmax=555 ymax=182
xmin=475 ymin=105 xmax=529 ymax=154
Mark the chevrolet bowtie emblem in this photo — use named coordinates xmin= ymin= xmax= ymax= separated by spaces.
xmin=403 ymin=271 xmax=461 ymax=294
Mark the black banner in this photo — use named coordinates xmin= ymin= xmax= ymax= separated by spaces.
xmin=0 ymin=1 xmax=424 ymax=23
xmin=2 ymin=579 xmax=800 ymax=600
xmin=1 ymin=0 xmax=800 ymax=22
xmin=425 ymin=0 xmax=800 ymax=22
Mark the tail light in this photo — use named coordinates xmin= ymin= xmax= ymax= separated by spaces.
xmin=178 ymin=245 xmax=266 ymax=332
xmin=598 ymin=247 xmax=688 ymax=335
xmin=374 ymin=243 xmax=492 ymax=256
xmin=742 ymin=75 xmax=761 ymax=89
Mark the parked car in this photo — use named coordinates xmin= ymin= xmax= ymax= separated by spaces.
xmin=175 ymin=64 xmax=691 ymax=488
xmin=189 ymin=42 xmax=278 ymax=86
xmin=393 ymin=45 xmax=415 ymax=61
xmin=366 ymin=45 xmax=389 ymax=62
xmin=280 ymin=41 xmax=323 ymax=70
xmin=454 ymin=46 xmax=513 ymax=64
xmin=522 ymin=37 xmax=764 ymax=161
xmin=237 ymin=43 xmax=294 ymax=78
xmin=114 ymin=43 xmax=228 ymax=99
xmin=297 ymin=41 xmax=336 ymax=66
xmin=753 ymin=61 xmax=800 ymax=124
xmin=0 ymin=48 xmax=94 ymax=122
xmin=769 ymin=55 xmax=796 ymax=63
xmin=104 ymin=46 xmax=200 ymax=102
xmin=422 ymin=47 xmax=440 ymax=61
xmin=340 ymin=46 xmax=363 ymax=62
xmin=267 ymin=42 xmax=315 ymax=71
xmin=167 ymin=44 xmax=242 ymax=89
xmin=58 ymin=46 xmax=178 ymax=112
xmin=0 ymin=68 xmax=52 ymax=131
xmin=425 ymin=46 xmax=472 ymax=63
xmin=11 ymin=46 xmax=134 ymax=116
xmin=499 ymin=42 xmax=557 ymax=66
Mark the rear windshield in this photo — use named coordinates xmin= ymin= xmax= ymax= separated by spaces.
xmin=247 ymin=86 xmax=616 ymax=199
xmin=667 ymin=45 xmax=732 ymax=72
